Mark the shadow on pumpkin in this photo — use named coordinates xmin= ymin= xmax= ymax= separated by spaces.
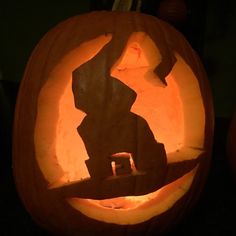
xmin=72 ymin=61 xmax=167 ymax=197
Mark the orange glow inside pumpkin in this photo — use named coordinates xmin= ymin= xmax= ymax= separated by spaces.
xmin=34 ymin=32 xmax=205 ymax=224
xmin=68 ymin=165 xmax=198 ymax=225
xmin=110 ymin=32 xmax=184 ymax=153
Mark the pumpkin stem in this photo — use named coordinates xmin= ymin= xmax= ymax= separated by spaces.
xmin=112 ymin=0 xmax=142 ymax=12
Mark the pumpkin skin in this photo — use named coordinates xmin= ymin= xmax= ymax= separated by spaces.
xmin=13 ymin=11 xmax=214 ymax=235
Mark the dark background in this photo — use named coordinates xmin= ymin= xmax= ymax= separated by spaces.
xmin=0 ymin=0 xmax=236 ymax=235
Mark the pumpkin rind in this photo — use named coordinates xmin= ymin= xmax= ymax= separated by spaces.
xmin=13 ymin=11 xmax=214 ymax=235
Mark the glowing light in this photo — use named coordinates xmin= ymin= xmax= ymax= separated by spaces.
xmin=68 ymin=165 xmax=198 ymax=225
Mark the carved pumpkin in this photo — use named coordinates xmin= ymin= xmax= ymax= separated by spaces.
xmin=13 ymin=11 xmax=214 ymax=235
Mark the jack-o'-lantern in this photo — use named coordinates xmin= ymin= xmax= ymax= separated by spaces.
xmin=13 ymin=11 xmax=214 ymax=235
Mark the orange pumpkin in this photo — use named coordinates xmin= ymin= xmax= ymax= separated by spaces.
xmin=13 ymin=11 xmax=214 ymax=235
